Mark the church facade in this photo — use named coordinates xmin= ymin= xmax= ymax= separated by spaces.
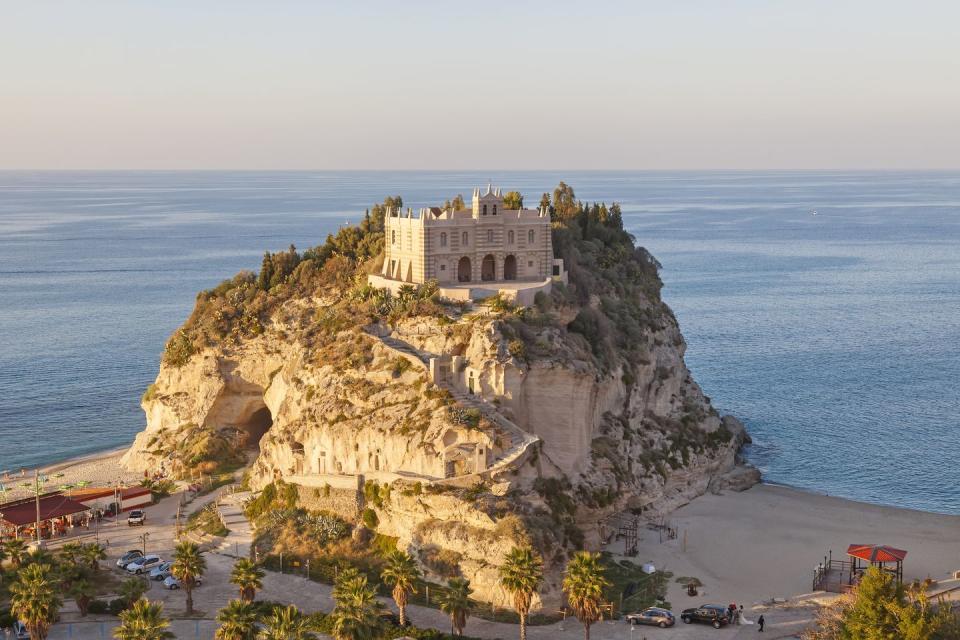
xmin=380 ymin=185 xmax=556 ymax=286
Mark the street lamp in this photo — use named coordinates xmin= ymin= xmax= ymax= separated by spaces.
xmin=138 ymin=531 xmax=150 ymax=555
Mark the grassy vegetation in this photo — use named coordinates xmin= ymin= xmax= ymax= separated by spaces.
xmin=186 ymin=502 xmax=230 ymax=537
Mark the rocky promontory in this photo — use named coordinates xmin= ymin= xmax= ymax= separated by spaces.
xmin=122 ymin=186 xmax=758 ymax=606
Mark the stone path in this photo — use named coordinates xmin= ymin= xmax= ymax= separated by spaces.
xmin=371 ymin=329 xmax=541 ymax=480
xmin=212 ymin=490 xmax=253 ymax=558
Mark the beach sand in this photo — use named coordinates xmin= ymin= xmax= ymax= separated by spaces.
xmin=619 ymin=483 xmax=960 ymax=609
xmin=1 ymin=446 xmax=142 ymax=500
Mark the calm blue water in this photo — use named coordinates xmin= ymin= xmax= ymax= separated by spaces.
xmin=2 ymin=171 xmax=958 ymax=513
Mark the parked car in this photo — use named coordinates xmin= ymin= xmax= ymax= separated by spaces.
xmin=681 ymin=604 xmax=730 ymax=629
xmin=625 ymin=607 xmax=675 ymax=628
xmin=164 ymin=574 xmax=203 ymax=590
xmin=126 ymin=554 xmax=163 ymax=574
xmin=115 ymin=550 xmax=144 ymax=569
xmin=127 ymin=509 xmax=146 ymax=526
xmin=149 ymin=561 xmax=174 ymax=581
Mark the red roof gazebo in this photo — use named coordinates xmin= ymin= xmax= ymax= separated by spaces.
xmin=847 ymin=544 xmax=907 ymax=584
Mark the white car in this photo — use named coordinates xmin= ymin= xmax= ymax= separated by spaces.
xmin=164 ymin=574 xmax=203 ymax=590
xmin=127 ymin=509 xmax=146 ymax=526
xmin=126 ymin=554 xmax=163 ymax=574
xmin=149 ymin=561 xmax=174 ymax=581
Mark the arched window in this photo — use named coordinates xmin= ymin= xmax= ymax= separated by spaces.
xmin=462 ymin=231 xmax=468 ymax=246
xmin=391 ymin=230 xmax=396 ymax=244
xmin=487 ymin=229 xmax=493 ymax=243
xmin=482 ymin=204 xmax=487 ymax=216
xmin=508 ymin=230 xmax=514 ymax=244
xmin=528 ymin=229 xmax=535 ymax=244
xmin=440 ymin=232 xmax=447 ymax=247
xmin=492 ymin=205 xmax=497 ymax=215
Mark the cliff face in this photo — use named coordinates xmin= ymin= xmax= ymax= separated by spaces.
xmin=122 ymin=195 xmax=758 ymax=607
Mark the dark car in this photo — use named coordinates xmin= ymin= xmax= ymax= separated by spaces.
xmin=681 ymin=604 xmax=730 ymax=629
xmin=625 ymin=607 xmax=675 ymax=628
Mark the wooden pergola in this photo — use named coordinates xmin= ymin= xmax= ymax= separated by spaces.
xmin=847 ymin=544 xmax=907 ymax=585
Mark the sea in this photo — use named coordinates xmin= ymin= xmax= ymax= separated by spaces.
xmin=1 ymin=171 xmax=958 ymax=514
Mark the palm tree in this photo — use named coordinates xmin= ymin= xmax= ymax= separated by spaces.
xmin=437 ymin=577 xmax=473 ymax=636
xmin=59 ymin=542 xmax=83 ymax=565
xmin=258 ymin=604 xmax=318 ymax=640
xmin=9 ymin=563 xmax=63 ymax=640
xmin=499 ymin=547 xmax=544 ymax=640
xmin=230 ymin=558 xmax=265 ymax=602
xmin=172 ymin=540 xmax=207 ymax=615
xmin=215 ymin=599 xmax=261 ymax=640
xmin=5 ymin=538 xmax=28 ymax=568
xmin=332 ymin=570 xmax=383 ymax=640
xmin=119 ymin=577 xmax=149 ymax=605
xmin=562 ymin=551 xmax=611 ymax=640
xmin=81 ymin=543 xmax=107 ymax=571
xmin=24 ymin=547 xmax=55 ymax=567
xmin=113 ymin=598 xmax=175 ymax=640
xmin=69 ymin=578 xmax=96 ymax=617
xmin=380 ymin=550 xmax=420 ymax=627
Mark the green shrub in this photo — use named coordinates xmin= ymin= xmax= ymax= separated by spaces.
xmin=362 ymin=508 xmax=379 ymax=529
xmin=508 ymin=339 xmax=526 ymax=360
xmin=108 ymin=598 xmax=128 ymax=615
xmin=87 ymin=600 xmax=109 ymax=615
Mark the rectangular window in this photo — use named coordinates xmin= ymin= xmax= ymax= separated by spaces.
xmin=440 ymin=264 xmax=446 ymax=271
xmin=528 ymin=261 xmax=534 ymax=267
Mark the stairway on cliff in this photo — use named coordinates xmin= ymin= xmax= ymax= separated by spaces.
xmin=365 ymin=328 xmax=539 ymax=480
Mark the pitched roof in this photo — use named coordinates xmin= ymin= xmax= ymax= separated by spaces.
xmin=0 ymin=492 xmax=91 ymax=527
xmin=846 ymin=544 xmax=907 ymax=563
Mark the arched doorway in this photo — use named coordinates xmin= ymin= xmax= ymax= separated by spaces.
xmin=481 ymin=254 xmax=496 ymax=281
xmin=503 ymin=255 xmax=517 ymax=280
xmin=457 ymin=257 xmax=471 ymax=282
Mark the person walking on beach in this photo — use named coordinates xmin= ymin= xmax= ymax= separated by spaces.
xmin=758 ymin=614 xmax=765 ymax=632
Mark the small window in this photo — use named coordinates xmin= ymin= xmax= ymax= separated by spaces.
xmin=440 ymin=264 xmax=446 ymax=271
xmin=528 ymin=229 xmax=535 ymax=244
xmin=391 ymin=230 xmax=396 ymax=244
xmin=487 ymin=229 xmax=493 ymax=243
xmin=492 ymin=205 xmax=497 ymax=215
xmin=482 ymin=204 xmax=487 ymax=216
xmin=529 ymin=261 xmax=534 ymax=267
xmin=462 ymin=231 xmax=468 ymax=245
xmin=440 ymin=232 xmax=447 ymax=247
xmin=508 ymin=230 xmax=514 ymax=244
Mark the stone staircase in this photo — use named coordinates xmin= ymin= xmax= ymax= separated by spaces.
xmin=367 ymin=328 xmax=540 ymax=482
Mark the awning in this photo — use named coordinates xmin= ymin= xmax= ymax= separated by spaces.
xmin=0 ymin=492 xmax=92 ymax=527
xmin=847 ymin=544 xmax=907 ymax=564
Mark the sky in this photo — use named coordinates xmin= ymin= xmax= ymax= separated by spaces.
xmin=2 ymin=1 xmax=959 ymax=170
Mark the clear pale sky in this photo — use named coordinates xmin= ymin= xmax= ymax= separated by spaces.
xmin=2 ymin=1 xmax=959 ymax=170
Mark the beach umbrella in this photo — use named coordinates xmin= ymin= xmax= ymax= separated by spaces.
xmin=76 ymin=480 xmax=91 ymax=488
xmin=19 ymin=482 xmax=32 ymax=488
xmin=59 ymin=484 xmax=75 ymax=491
xmin=55 ymin=472 xmax=65 ymax=478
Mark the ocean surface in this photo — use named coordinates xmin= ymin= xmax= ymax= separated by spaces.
xmin=1 ymin=171 xmax=958 ymax=513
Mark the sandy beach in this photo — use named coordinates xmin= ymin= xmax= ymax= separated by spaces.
xmin=620 ymin=483 xmax=960 ymax=609
xmin=1 ymin=446 xmax=142 ymax=500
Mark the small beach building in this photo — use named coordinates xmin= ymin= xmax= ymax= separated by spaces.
xmin=847 ymin=544 xmax=907 ymax=584
xmin=0 ymin=492 xmax=92 ymax=539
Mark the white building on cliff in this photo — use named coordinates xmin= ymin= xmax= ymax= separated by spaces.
xmin=368 ymin=185 xmax=565 ymax=305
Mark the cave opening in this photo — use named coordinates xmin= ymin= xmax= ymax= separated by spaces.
xmin=239 ymin=406 xmax=273 ymax=449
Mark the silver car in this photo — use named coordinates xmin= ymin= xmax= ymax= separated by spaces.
xmin=149 ymin=561 xmax=173 ymax=581
xmin=164 ymin=574 xmax=203 ymax=590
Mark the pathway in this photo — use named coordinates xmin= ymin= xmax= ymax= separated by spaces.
xmin=371 ymin=328 xmax=541 ymax=480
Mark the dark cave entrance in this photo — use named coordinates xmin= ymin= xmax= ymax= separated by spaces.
xmin=239 ymin=406 xmax=273 ymax=450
